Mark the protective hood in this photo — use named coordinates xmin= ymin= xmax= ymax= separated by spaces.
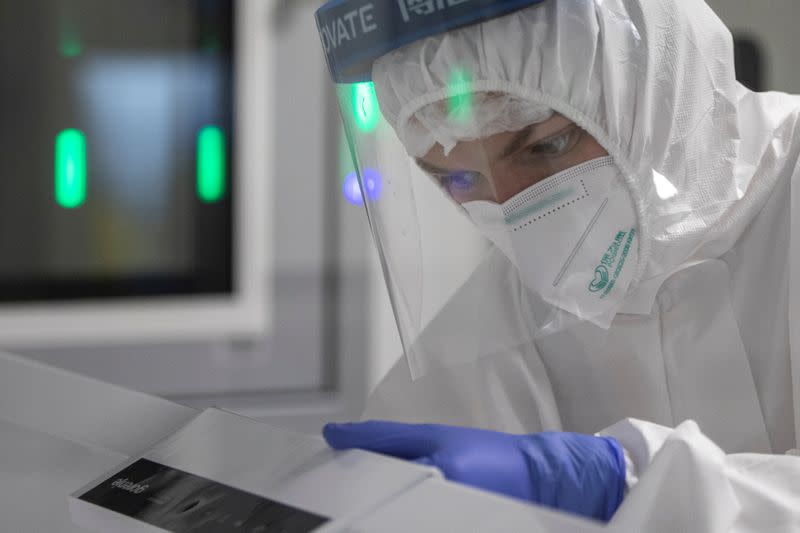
xmin=372 ymin=0 xmax=796 ymax=286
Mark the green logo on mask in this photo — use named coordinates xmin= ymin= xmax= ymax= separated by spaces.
xmin=588 ymin=228 xmax=637 ymax=298
xmin=589 ymin=265 xmax=610 ymax=293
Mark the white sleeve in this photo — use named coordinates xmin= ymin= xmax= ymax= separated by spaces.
xmin=599 ymin=419 xmax=800 ymax=532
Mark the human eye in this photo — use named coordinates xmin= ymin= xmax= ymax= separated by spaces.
xmin=525 ymin=125 xmax=582 ymax=157
xmin=437 ymin=170 xmax=485 ymax=200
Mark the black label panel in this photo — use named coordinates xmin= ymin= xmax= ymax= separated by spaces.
xmin=78 ymin=458 xmax=329 ymax=532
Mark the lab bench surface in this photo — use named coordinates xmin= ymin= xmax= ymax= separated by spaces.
xmin=0 ymin=351 xmax=605 ymax=533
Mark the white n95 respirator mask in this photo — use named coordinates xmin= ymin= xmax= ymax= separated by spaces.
xmin=462 ymin=156 xmax=639 ymax=329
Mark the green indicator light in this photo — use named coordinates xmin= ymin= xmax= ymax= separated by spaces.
xmin=60 ymin=37 xmax=82 ymax=58
xmin=197 ymin=126 xmax=226 ymax=203
xmin=59 ymin=23 xmax=83 ymax=58
xmin=448 ymin=68 xmax=473 ymax=123
xmin=352 ymin=82 xmax=380 ymax=132
xmin=55 ymin=129 xmax=87 ymax=209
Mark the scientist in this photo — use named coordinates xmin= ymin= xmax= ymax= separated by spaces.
xmin=315 ymin=0 xmax=800 ymax=528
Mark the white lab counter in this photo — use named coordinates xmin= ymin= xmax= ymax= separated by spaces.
xmin=0 ymin=351 xmax=197 ymax=532
xmin=347 ymin=477 xmax=605 ymax=533
xmin=0 ymin=418 xmax=127 ymax=532
xmin=0 ymin=351 xmax=607 ymax=532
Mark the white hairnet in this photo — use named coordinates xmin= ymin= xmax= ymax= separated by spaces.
xmin=371 ymin=0 xmax=782 ymax=287
xmin=398 ymin=92 xmax=553 ymax=158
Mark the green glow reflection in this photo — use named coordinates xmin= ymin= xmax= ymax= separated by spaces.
xmin=352 ymin=82 xmax=380 ymax=132
xmin=448 ymin=67 xmax=473 ymax=123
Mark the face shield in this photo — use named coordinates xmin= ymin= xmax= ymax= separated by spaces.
xmin=316 ymin=0 xmax=744 ymax=379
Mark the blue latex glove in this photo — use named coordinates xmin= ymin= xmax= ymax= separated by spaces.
xmin=324 ymin=421 xmax=626 ymax=522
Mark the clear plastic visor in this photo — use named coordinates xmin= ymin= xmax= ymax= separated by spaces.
xmin=337 ymin=81 xmax=639 ymax=379
xmin=324 ymin=0 xmax=751 ymax=381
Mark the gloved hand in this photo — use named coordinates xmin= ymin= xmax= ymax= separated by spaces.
xmin=323 ymin=421 xmax=626 ymax=522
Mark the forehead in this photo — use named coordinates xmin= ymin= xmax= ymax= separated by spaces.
xmin=418 ymin=113 xmax=573 ymax=173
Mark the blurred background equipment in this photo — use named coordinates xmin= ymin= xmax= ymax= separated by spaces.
xmin=0 ymin=0 xmax=268 ymax=345
xmin=0 ymin=0 xmax=377 ymax=431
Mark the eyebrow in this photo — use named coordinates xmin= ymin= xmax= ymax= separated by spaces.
xmin=414 ymin=122 xmax=550 ymax=176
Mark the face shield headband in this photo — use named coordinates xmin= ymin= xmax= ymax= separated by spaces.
xmin=316 ymin=0 xmax=548 ymax=84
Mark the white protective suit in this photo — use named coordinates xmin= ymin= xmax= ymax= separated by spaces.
xmin=363 ymin=0 xmax=800 ymax=530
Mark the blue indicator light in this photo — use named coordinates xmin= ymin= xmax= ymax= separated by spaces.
xmin=344 ymin=172 xmax=362 ymax=205
xmin=343 ymin=168 xmax=383 ymax=205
